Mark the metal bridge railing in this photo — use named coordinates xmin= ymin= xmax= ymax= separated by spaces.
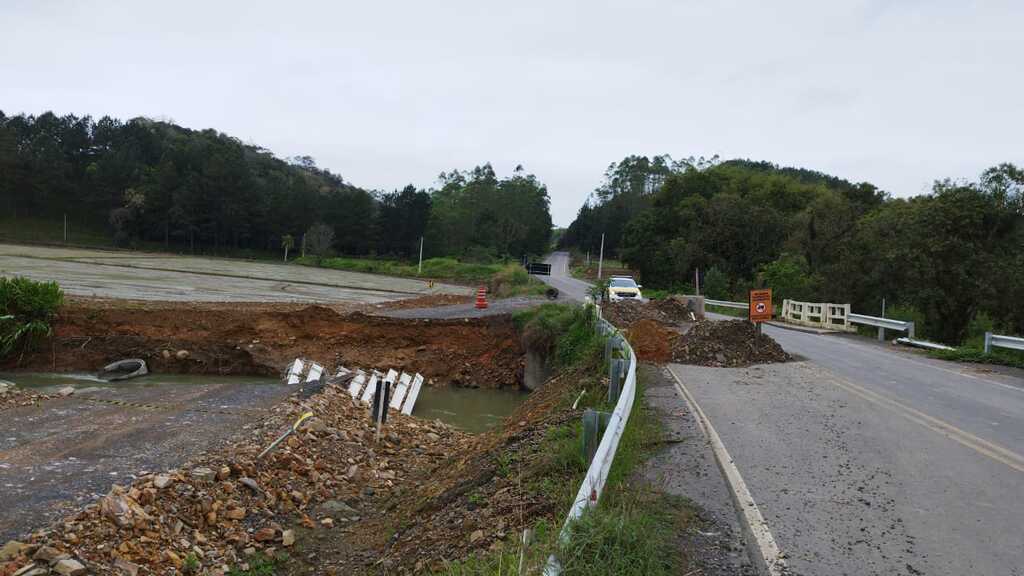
xmin=985 ymin=332 xmax=1024 ymax=353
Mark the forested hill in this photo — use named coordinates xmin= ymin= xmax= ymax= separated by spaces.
xmin=562 ymin=155 xmax=1024 ymax=344
xmin=0 ymin=111 xmax=552 ymax=259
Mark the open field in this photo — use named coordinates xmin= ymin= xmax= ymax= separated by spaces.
xmin=0 ymin=243 xmax=471 ymax=303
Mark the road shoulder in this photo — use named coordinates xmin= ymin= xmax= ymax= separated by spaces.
xmin=636 ymin=363 xmax=757 ymax=575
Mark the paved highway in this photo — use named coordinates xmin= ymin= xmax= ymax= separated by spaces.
xmin=538 ymin=251 xmax=595 ymax=302
xmin=540 ymin=256 xmax=1024 ymax=574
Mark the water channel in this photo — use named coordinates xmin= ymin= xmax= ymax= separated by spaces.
xmin=0 ymin=372 xmax=527 ymax=433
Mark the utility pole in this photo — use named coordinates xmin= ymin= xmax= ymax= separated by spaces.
xmin=694 ymin=268 xmax=700 ymax=296
xmin=63 ymin=214 xmax=67 ymax=244
xmin=418 ymin=236 xmax=424 ymax=275
xmin=597 ymin=233 xmax=605 ymax=280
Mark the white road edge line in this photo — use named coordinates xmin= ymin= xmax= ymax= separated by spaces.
xmin=666 ymin=364 xmax=788 ymax=576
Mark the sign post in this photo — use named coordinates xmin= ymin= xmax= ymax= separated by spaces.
xmin=749 ymin=289 xmax=772 ymax=335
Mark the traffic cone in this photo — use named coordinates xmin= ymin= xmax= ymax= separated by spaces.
xmin=475 ymin=285 xmax=488 ymax=309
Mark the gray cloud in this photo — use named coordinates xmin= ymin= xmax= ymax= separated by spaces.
xmin=2 ymin=0 xmax=1021 ymax=225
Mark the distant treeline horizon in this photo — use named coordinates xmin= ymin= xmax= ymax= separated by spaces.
xmin=0 ymin=111 xmax=552 ymax=261
xmin=560 ymin=154 xmax=1024 ymax=344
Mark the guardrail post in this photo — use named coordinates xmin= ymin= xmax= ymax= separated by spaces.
xmin=984 ymin=331 xmax=992 ymax=354
xmin=877 ymin=326 xmax=885 ymax=341
xmin=582 ymin=409 xmax=611 ymax=465
xmin=608 ymin=358 xmax=623 ymax=403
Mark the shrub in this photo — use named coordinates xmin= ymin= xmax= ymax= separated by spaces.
xmin=0 ymin=277 xmax=64 ymax=358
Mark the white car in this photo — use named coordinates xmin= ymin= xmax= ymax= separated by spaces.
xmin=606 ymin=276 xmax=643 ymax=302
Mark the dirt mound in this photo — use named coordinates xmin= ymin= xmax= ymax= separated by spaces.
xmin=1 ymin=301 xmax=525 ymax=389
xmin=602 ymin=296 xmax=697 ymax=329
xmin=625 ymin=319 xmax=679 ymax=362
xmin=672 ymin=320 xmax=791 ymax=367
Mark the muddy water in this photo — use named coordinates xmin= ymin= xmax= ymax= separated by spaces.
xmin=2 ymin=372 xmax=527 ymax=434
xmin=0 ymin=372 xmax=278 ymax=393
xmin=411 ymin=386 xmax=527 ymax=433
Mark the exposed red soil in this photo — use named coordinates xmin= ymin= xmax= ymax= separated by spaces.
xmin=2 ymin=300 xmax=524 ymax=389
xmin=625 ymin=319 xmax=679 ymax=362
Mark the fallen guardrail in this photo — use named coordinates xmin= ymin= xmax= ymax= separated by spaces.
xmin=705 ymin=298 xmax=746 ymax=309
xmin=985 ymin=332 xmax=1024 ymax=354
xmin=543 ymin=301 xmax=637 ymax=575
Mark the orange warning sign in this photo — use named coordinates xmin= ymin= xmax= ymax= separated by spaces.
xmin=749 ymin=289 xmax=772 ymax=323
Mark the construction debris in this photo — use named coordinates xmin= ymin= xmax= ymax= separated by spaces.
xmin=672 ymin=320 xmax=791 ymax=367
xmin=0 ymin=379 xmax=467 ymax=576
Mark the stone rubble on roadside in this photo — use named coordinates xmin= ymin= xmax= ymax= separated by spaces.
xmin=0 ymin=376 xmax=464 ymax=576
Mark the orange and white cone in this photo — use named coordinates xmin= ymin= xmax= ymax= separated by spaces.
xmin=475 ymin=285 xmax=489 ymax=309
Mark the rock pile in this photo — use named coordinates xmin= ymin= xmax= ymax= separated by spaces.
xmin=602 ymin=296 xmax=696 ymax=329
xmin=672 ymin=320 xmax=791 ymax=367
xmin=0 ymin=380 xmax=467 ymax=576
xmin=0 ymin=381 xmax=55 ymax=412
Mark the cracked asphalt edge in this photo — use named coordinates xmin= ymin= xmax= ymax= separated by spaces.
xmin=666 ymin=363 xmax=790 ymax=576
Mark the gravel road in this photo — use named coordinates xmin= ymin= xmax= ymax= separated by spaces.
xmin=0 ymin=375 xmax=287 ymax=542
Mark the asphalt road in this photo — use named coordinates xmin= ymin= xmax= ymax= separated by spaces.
xmin=541 ymin=258 xmax=1024 ymax=573
xmin=674 ymin=321 xmax=1024 ymax=575
xmin=535 ymin=251 xmax=594 ymax=301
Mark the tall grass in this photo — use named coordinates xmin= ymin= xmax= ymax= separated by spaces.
xmin=0 ymin=277 xmax=64 ymax=358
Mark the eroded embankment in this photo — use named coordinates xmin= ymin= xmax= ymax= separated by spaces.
xmin=1 ymin=301 xmax=524 ymax=389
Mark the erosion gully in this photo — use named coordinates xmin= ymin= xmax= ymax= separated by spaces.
xmin=0 ymin=302 xmax=531 ymax=543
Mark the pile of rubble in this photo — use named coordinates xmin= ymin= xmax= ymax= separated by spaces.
xmin=0 ymin=379 xmax=468 ymax=576
xmin=672 ymin=320 xmax=791 ymax=367
xmin=0 ymin=381 xmax=57 ymax=412
xmin=602 ymin=296 xmax=697 ymax=329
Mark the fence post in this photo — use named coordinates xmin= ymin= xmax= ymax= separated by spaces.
xmin=582 ymin=409 xmax=611 ymax=465
xmin=608 ymin=358 xmax=623 ymax=403
xmin=984 ymin=332 xmax=992 ymax=354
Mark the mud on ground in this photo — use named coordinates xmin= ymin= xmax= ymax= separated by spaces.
xmin=2 ymin=300 xmax=525 ymax=389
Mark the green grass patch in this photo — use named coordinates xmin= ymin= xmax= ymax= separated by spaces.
xmin=303 ymin=256 xmax=549 ymax=296
xmin=513 ymin=303 xmax=604 ymax=369
xmin=928 ymin=345 xmax=1024 ymax=369
xmin=0 ymin=277 xmax=64 ymax=359
xmin=558 ymin=491 xmax=690 ymax=576
xmin=0 ymin=216 xmax=114 ymax=248
xmin=226 ymin=553 xmax=279 ymax=576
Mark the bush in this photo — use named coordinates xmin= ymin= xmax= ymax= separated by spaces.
xmin=0 ymin=277 xmax=64 ymax=358
xmin=514 ymin=304 xmax=602 ymax=368
xmin=758 ymin=253 xmax=819 ymax=303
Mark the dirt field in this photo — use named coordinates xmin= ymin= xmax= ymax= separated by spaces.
xmin=0 ymin=243 xmax=471 ymax=303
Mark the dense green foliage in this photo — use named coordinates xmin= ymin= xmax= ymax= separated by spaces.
xmin=0 ymin=111 xmax=551 ymax=260
xmin=514 ymin=304 xmax=602 ymax=368
xmin=563 ymin=156 xmax=1024 ymax=344
xmin=0 ymin=277 xmax=64 ymax=358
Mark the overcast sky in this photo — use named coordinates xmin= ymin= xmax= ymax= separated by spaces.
xmin=3 ymin=1 xmax=1021 ymax=225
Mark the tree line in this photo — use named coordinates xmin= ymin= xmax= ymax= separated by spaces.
xmin=0 ymin=111 xmax=551 ymax=260
xmin=562 ymin=156 xmax=1023 ymax=344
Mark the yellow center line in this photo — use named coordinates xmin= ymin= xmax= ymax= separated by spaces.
xmin=825 ymin=371 xmax=1024 ymax=474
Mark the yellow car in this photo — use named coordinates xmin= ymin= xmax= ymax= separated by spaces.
xmin=606 ymin=276 xmax=644 ymax=302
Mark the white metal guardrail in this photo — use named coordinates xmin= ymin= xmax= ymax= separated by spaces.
xmin=705 ymin=298 xmax=746 ymax=309
xmin=985 ymin=332 xmax=1024 ymax=353
xmin=544 ymin=302 xmax=637 ymax=575
xmin=848 ymin=312 xmax=915 ymax=340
